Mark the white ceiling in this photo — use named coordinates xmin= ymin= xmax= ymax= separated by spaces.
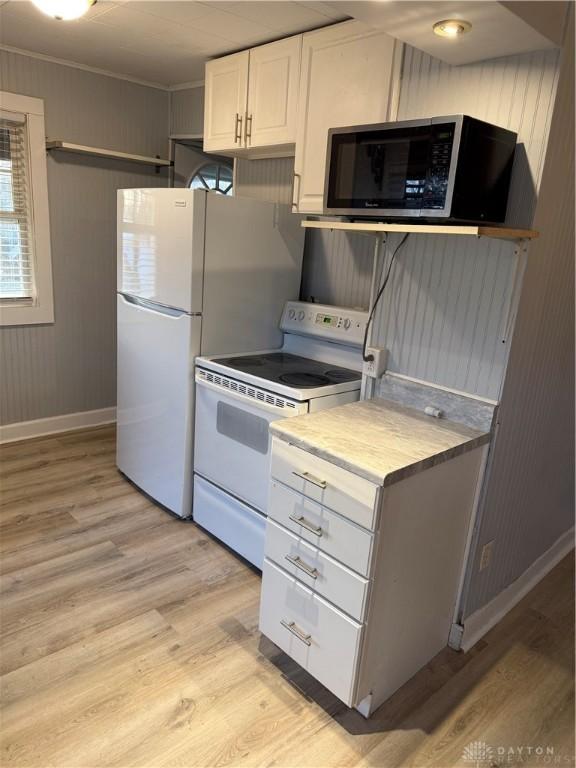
xmin=0 ymin=1 xmax=564 ymax=87
xmin=0 ymin=0 xmax=347 ymax=87
xmin=328 ymin=1 xmax=564 ymax=66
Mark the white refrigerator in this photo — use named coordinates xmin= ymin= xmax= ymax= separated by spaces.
xmin=116 ymin=188 xmax=304 ymax=518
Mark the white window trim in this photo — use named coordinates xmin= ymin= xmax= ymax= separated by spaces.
xmin=0 ymin=91 xmax=54 ymax=326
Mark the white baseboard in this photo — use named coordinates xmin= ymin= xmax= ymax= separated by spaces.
xmin=460 ymin=527 xmax=575 ymax=652
xmin=0 ymin=407 xmax=116 ymax=444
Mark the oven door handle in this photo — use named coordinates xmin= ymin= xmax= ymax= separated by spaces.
xmin=195 ymin=373 xmax=302 ymax=417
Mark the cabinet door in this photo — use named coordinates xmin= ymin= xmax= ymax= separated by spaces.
xmin=204 ymin=51 xmax=249 ymax=152
xmin=246 ymin=35 xmax=301 ymax=149
xmin=294 ymin=21 xmax=399 ymax=214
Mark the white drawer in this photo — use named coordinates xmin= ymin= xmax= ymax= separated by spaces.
xmin=268 ymin=480 xmax=374 ymax=577
xmin=271 ymin=438 xmax=379 ymax=530
xmin=265 ymin=518 xmax=370 ymax=621
xmin=259 ymin=558 xmax=362 ymax=706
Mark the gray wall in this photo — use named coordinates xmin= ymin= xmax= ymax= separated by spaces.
xmin=0 ymin=50 xmax=169 ymax=425
xmin=170 ymin=86 xmax=204 ymax=137
xmin=462 ymin=20 xmax=575 ymax=616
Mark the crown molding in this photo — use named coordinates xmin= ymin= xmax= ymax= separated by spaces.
xmin=168 ymin=80 xmax=205 ymax=92
xmin=0 ymin=44 xmax=170 ymax=91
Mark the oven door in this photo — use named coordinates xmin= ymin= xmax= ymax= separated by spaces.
xmin=194 ymin=371 xmax=307 ymax=513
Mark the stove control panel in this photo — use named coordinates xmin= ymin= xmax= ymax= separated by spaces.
xmin=281 ymin=301 xmax=368 ymax=347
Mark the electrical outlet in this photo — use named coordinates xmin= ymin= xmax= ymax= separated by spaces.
xmin=363 ymin=347 xmax=388 ymax=378
xmin=479 ymin=540 xmax=494 ymax=571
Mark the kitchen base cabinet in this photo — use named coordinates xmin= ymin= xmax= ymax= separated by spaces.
xmin=265 ymin=518 xmax=371 ymax=621
xmin=268 ymin=479 xmax=375 ymax=577
xmin=259 ymin=558 xmax=363 ymax=706
xmin=260 ymin=438 xmax=486 ymax=717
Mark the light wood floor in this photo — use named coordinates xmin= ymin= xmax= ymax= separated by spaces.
xmin=0 ymin=425 xmax=573 ymax=768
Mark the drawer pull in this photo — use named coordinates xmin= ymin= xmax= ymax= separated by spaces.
xmin=288 ymin=514 xmax=323 ymax=537
xmin=292 ymin=470 xmax=327 ymax=489
xmin=285 ymin=554 xmax=318 ymax=579
xmin=280 ymin=619 xmax=311 ymax=646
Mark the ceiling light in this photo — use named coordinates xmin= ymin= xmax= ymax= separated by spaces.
xmin=433 ymin=19 xmax=472 ymax=38
xmin=31 ymin=0 xmax=96 ymax=21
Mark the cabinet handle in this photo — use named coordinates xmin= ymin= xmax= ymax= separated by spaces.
xmin=245 ymin=113 xmax=253 ymax=144
xmin=280 ymin=619 xmax=311 ymax=646
xmin=289 ymin=513 xmax=323 ymax=537
xmin=234 ymin=113 xmax=243 ymax=144
xmin=292 ymin=172 xmax=301 ymax=211
xmin=292 ymin=470 xmax=327 ymax=489
xmin=285 ymin=554 xmax=318 ymax=579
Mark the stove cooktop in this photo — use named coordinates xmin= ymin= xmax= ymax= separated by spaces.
xmin=214 ymin=352 xmax=360 ymax=390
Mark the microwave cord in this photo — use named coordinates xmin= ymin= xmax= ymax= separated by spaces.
xmin=362 ymin=232 xmax=410 ymax=362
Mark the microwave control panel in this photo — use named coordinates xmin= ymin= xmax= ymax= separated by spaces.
xmin=422 ymin=124 xmax=455 ymax=209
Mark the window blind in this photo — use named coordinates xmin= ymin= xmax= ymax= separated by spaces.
xmin=0 ymin=116 xmax=34 ymax=302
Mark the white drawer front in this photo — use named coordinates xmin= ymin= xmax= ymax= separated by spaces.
xmin=265 ymin=518 xmax=370 ymax=621
xmin=271 ymin=439 xmax=379 ymax=530
xmin=269 ymin=480 xmax=373 ymax=577
xmin=259 ymin=558 xmax=362 ymax=706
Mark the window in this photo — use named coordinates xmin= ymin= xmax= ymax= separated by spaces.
xmin=0 ymin=92 xmax=53 ymax=326
xmin=190 ymin=162 xmax=233 ymax=195
xmin=1 ymin=117 xmax=33 ymax=302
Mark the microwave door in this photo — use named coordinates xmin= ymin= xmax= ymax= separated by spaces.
xmin=326 ymin=126 xmax=431 ymax=216
xmin=361 ymin=134 xmax=428 ymax=214
xmin=325 ymin=117 xmax=463 ymax=218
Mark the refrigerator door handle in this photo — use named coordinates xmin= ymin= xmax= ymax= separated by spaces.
xmin=119 ymin=293 xmax=197 ymax=318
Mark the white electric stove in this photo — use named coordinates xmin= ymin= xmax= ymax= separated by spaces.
xmin=193 ymin=301 xmax=368 ymax=569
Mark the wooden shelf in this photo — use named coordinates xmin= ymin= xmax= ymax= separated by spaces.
xmin=301 ymin=219 xmax=539 ymax=241
xmin=46 ymin=141 xmax=171 ymax=168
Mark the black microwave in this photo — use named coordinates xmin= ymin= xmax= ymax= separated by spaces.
xmin=324 ymin=116 xmax=517 ymax=223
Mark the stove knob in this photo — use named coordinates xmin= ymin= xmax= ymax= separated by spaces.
xmin=288 ymin=309 xmax=296 ymax=320
xmin=297 ymin=310 xmax=305 ymax=321
xmin=343 ymin=318 xmax=351 ymax=330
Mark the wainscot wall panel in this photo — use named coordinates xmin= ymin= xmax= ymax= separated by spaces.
xmin=299 ymin=229 xmax=373 ymax=309
xmin=462 ymin=20 xmax=575 ymax=616
xmin=170 ymin=86 xmax=205 ymax=137
xmin=0 ymin=50 xmax=169 ymax=426
xmin=372 ymin=233 xmax=518 ymax=400
xmin=235 ymin=157 xmax=295 ymax=205
xmin=385 ymin=46 xmax=558 ymax=398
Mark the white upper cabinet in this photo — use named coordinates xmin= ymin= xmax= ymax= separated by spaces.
xmin=246 ymin=35 xmax=302 ymax=150
xmin=204 ymin=37 xmax=301 ymax=157
xmin=203 ymin=21 xmax=400 ymax=168
xmin=204 ymin=51 xmax=249 ymax=152
xmin=293 ymin=21 xmax=400 ymax=214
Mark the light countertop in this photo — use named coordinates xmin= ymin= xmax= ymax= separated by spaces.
xmin=270 ymin=397 xmax=491 ymax=486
